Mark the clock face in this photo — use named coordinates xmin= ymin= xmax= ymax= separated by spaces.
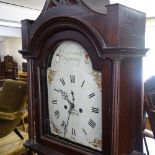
xmin=47 ymin=41 xmax=102 ymax=151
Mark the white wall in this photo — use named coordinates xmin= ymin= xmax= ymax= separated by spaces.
xmin=0 ymin=1 xmax=41 ymax=72
xmin=143 ymin=18 xmax=155 ymax=81
xmin=0 ymin=2 xmax=41 ymax=22
xmin=0 ymin=37 xmax=26 ymax=71
xmin=0 ymin=25 xmax=21 ymax=37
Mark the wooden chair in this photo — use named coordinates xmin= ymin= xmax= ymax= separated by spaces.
xmin=0 ymin=79 xmax=27 ymax=139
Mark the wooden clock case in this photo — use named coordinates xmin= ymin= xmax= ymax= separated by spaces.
xmin=19 ymin=1 xmax=148 ymax=155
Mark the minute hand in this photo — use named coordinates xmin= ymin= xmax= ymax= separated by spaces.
xmin=67 ymin=98 xmax=75 ymax=109
xmin=71 ymin=90 xmax=75 ymax=102
xmin=64 ymin=98 xmax=75 ymax=137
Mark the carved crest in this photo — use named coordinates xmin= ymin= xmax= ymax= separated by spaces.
xmin=52 ymin=0 xmax=69 ymax=5
xmin=51 ymin=0 xmax=78 ymax=5
xmin=42 ymin=0 xmax=79 ymax=11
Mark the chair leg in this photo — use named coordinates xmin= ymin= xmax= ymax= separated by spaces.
xmin=14 ymin=128 xmax=24 ymax=140
xmin=143 ymin=136 xmax=149 ymax=155
xmin=22 ymin=118 xmax=26 ymax=132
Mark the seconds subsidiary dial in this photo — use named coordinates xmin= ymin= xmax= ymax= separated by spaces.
xmin=47 ymin=41 xmax=102 ymax=151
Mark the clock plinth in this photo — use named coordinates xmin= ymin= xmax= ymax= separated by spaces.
xmin=19 ymin=1 xmax=148 ymax=155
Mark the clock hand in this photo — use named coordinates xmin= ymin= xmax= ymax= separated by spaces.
xmin=67 ymin=98 xmax=75 ymax=109
xmin=59 ymin=89 xmax=68 ymax=100
xmin=63 ymin=92 xmax=79 ymax=136
xmin=64 ymin=104 xmax=79 ymax=137
xmin=70 ymin=90 xmax=79 ymax=115
xmin=71 ymin=90 xmax=75 ymax=102
xmin=64 ymin=107 xmax=72 ymax=137
xmin=59 ymin=89 xmax=76 ymax=110
xmin=64 ymin=92 xmax=77 ymax=136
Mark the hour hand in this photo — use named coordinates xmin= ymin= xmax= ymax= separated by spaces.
xmin=66 ymin=98 xmax=75 ymax=109
xmin=59 ymin=90 xmax=74 ymax=107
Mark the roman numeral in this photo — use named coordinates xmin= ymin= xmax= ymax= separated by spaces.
xmin=89 ymin=93 xmax=95 ymax=99
xmin=72 ymin=128 xmax=76 ymax=136
xmin=54 ymin=110 xmax=60 ymax=119
xmin=71 ymin=128 xmax=76 ymax=141
xmin=52 ymin=100 xmax=57 ymax=104
xmin=71 ymin=136 xmax=75 ymax=140
xmin=61 ymin=121 xmax=65 ymax=127
xmin=88 ymin=119 xmax=96 ymax=128
xmin=70 ymin=75 xmax=75 ymax=83
xmin=82 ymin=128 xmax=87 ymax=135
xmin=81 ymin=80 xmax=85 ymax=87
xmin=92 ymin=107 xmax=99 ymax=113
xmin=60 ymin=78 xmax=65 ymax=85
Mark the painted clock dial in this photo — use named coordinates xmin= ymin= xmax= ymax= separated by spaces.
xmin=47 ymin=41 xmax=102 ymax=151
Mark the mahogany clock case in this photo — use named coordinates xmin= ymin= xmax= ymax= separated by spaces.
xmin=19 ymin=1 xmax=148 ymax=155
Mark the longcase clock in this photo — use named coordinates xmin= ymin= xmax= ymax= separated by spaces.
xmin=19 ymin=0 xmax=148 ymax=155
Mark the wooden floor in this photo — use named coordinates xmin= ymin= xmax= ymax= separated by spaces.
xmin=0 ymin=130 xmax=28 ymax=155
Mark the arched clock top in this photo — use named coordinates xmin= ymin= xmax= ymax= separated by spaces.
xmin=27 ymin=2 xmax=106 ymax=51
xmin=27 ymin=17 xmax=106 ymax=70
xmin=29 ymin=10 xmax=106 ymax=46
